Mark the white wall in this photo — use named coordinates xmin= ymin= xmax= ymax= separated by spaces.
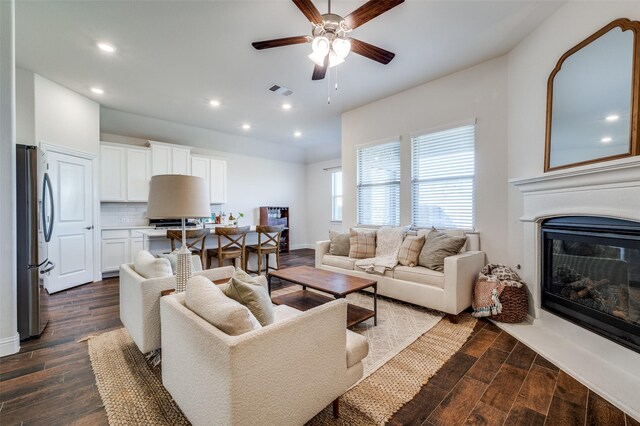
xmin=100 ymin=130 xmax=309 ymax=248
xmin=506 ymin=1 xmax=640 ymax=270
xmin=16 ymin=68 xmax=34 ymax=145
xmin=0 ymin=0 xmax=19 ymax=356
xmin=342 ymin=56 xmax=509 ymax=263
xmin=305 ymin=158 xmax=342 ymax=246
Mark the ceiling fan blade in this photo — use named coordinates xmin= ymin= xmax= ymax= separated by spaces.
xmin=292 ymin=0 xmax=324 ymax=25
xmin=312 ymin=55 xmax=328 ymax=80
xmin=350 ymin=38 xmax=395 ymax=64
xmin=252 ymin=36 xmax=311 ymax=50
xmin=344 ymin=0 xmax=404 ymax=30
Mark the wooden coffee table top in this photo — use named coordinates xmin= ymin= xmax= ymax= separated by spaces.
xmin=268 ymin=266 xmax=376 ymax=297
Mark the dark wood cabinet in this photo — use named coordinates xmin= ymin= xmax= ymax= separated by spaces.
xmin=259 ymin=206 xmax=290 ymax=253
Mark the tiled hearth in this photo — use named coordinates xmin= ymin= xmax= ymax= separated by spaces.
xmin=507 ymin=156 xmax=640 ymax=419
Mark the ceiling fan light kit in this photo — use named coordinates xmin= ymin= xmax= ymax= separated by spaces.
xmin=252 ymin=0 xmax=404 ymax=82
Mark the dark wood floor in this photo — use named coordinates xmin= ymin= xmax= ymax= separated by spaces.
xmin=0 ymin=249 xmax=636 ymax=425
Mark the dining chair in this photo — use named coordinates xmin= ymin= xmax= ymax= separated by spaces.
xmin=166 ymin=228 xmax=208 ymax=268
xmin=246 ymin=225 xmax=283 ymax=275
xmin=207 ymin=226 xmax=250 ymax=269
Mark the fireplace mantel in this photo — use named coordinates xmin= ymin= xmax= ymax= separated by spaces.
xmin=499 ymin=156 xmax=640 ymax=420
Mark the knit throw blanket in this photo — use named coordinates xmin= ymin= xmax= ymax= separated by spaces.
xmin=355 ymin=227 xmax=405 ymax=275
xmin=472 ymin=264 xmax=524 ymax=318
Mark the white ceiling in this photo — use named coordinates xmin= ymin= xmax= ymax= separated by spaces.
xmin=15 ymin=0 xmax=563 ymax=162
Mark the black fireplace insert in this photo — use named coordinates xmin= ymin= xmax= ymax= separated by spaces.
xmin=541 ymin=216 xmax=640 ymax=353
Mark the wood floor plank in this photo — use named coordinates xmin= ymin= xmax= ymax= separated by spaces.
xmin=504 ymin=405 xmax=546 ymax=426
xmin=504 ymin=341 xmax=536 ymax=371
xmin=464 ymin=401 xmax=508 ymax=426
xmin=386 ymin=382 xmax=449 ymax=426
xmin=461 ymin=329 xmax=499 ymax=358
xmin=545 ymin=395 xmax=586 ymax=426
xmin=554 ymin=370 xmax=589 ymax=406
xmin=515 ymin=364 xmax=558 ymax=415
xmin=427 ymin=377 xmax=488 ymax=426
xmin=626 ymin=414 xmax=640 ymax=426
xmin=428 ymin=351 xmax=477 ymax=392
xmin=533 ymin=354 xmax=559 ymax=372
xmin=465 ymin=347 xmax=509 ymax=384
xmin=490 ymin=331 xmax=518 ymax=353
xmin=480 ymin=364 xmax=528 ymax=413
xmin=586 ymin=391 xmax=626 ymax=426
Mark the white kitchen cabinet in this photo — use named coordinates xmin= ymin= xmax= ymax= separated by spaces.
xmin=101 ymin=235 xmax=130 ymax=273
xmin=126 ymin=147 xmax=151 ymax=201
xmin=190 ymin=155 xmax=227 ymax=204
xmin=100 ymin=142 xmax=151 ymax=202
xmin=149 ymin=141 xmax=191 ymax=176
xmin=100 ymin=144 xmax=126 ymax=201
xmin=130 ymin=236 xmax=144 ymax=261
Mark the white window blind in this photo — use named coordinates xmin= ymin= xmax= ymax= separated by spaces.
xmin=357 ymin=141 xmax=401 ymax=226
xmin=331 ymin=170 xmax=343 ymax=221
xmin=411 ymin=124 xmax=475 ymax=230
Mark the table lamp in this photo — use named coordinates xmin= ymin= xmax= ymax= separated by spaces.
xmin=147 ymin=175 xmax=211 ymax=292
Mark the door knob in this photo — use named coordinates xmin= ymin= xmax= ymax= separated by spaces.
xmin=85 ymin=226 xmax=94 ymax=230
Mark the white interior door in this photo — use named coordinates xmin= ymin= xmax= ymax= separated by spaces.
xmin=46 ymin=151 xmax=94 ymax=293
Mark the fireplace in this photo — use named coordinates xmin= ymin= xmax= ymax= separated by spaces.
xmin=541 ymin=216 xmax=640 ymax=353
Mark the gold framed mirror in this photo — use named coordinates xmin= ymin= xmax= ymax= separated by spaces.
xmin=545 ymin=18 xmax=640 ymax=172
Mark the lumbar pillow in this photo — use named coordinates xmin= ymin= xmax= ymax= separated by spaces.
xmin=186 ymin=276 xmax=261 ymax=335
xmin=329 ymin=230 xmax=351 ymax=256
xmin=133 ymin=250 xmax=172 ymax=279
xmin=349 ymin=228 xmax=377 ymax=259
xmin=397 ymin=235 xmax=426 ymax=267
xmin=224 ymin=277 xmax=274 ymax=326
xmin=418 ymin=228 xmax=467 ymax=272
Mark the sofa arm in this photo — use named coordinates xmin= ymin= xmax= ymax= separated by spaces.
xmin=195 ymin=265 xmax=235 ymax=282
xmin=442 ymin=251 xmax=486 ymax=315
xmin=315 ymin=240 xmax=331 ymax=268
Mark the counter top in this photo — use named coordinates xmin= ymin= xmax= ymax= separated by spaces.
xmin=135 ymin=225 xmax=258 ymax=238
xmin=101 ymin=225 xmax=154 ymax=230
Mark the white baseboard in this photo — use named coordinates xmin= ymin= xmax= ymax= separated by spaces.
xmin=0 ymin=333 xmax=20 ymax=357
xmin=290 ymin=244 xmax=315 ymax=250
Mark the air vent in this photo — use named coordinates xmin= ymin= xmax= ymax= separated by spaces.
xmin=268 ymin=84 xmax=294 ymax=97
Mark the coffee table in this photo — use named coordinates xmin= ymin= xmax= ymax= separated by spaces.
xmin=268 ymin=266 xmax=377 ymax=327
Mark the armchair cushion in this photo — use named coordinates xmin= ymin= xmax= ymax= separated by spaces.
xmin=346 ymin=331 xmax=369 ymax=368
xmin=418 ymin=228 xmax=467 ymax=272
xmin=186 ymin=276 xmax=261 ymax=336
xmin=134 ymin=250 xmax=172 ymax=279
xmin=224 ymin=277 xmax=274 ymax=326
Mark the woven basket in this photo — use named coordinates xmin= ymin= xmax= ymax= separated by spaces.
xmin=493 ymin=285 xmax=529 ymax=323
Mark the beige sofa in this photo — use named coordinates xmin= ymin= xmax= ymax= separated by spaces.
xmin=161 ymin=295 xmax=368 ymax=426
xmin=119 ymin=256 xmax=249 ymax=353
xmin=316 ymin=230 xmax=485 ymax=316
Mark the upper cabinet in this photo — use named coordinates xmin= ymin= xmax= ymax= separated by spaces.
xmin=100 ymin=142 xmax=150 ymax=202
xmin=148 ymin=141 xmax=191 ymax=175
xmin=191 ymin=155 xmax=227 ymax=204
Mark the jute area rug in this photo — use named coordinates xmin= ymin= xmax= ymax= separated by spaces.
xmin=88 ymin=303 xmax=477 ymax=425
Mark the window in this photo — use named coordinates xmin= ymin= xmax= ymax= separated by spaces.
xmin=411 ymin=124 xmax=475 ymax=230
xmin=357 ymin=140 xmax=401 ymax=226
xmin=331 ymin=170 xmax=343 ymax=221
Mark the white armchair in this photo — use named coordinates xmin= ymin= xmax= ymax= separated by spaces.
xmin=119 ymin=257 xmax=245 ymax=353
xmin=160 ymin=295 xmax=368 ymax=426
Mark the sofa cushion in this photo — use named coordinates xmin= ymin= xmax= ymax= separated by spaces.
xmin=349 ymin=228 xmax=377 ymax=259
xmin=185 ymin=276 xmax=261 ymax=335
xmin=323 ymin=254 xmax=356 ymax=270
xmin=329 ymin=230 xmax=351 ymax=256
xmin=273 ymin=304 xmax=303 ymax=322
xmin=223 ymin=277 xmax=275 ymax=326
xmin=134 ymin=250 xmax=172 ymax=279
xmin=346 ymin=330 xmax=369 ymax=368
xmin=157 ymin=251 xmax=199 ymax=275
xmin=397 ymin=235 xmax=426 ymax=267
xmin=417 ymin=228 xmax=467 ymax=272
xmin=393 ymin=266 xmax=445 ymax=289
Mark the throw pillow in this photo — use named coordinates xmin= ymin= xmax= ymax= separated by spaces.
xmin=185 ymin=276 xmax=261 ymax=335
xmin=223 ymin=277 xmax=274 ymax=326
xmin=233 ymin=267 xmax=263 ymax=285
xmin=329 ymin=230 xmax=350 ymax=256
xmin=418 ymin=228 xmax=467 ymax=272
xmin=133 ymin=250 xmax=172 ymax=279
xmin=397 ymin=235 xmax=426 ymax=267
xmin=349 ymin=228 xmax=377 ymax=259
xmin=157 ymin=250 xmax=197 ymax=275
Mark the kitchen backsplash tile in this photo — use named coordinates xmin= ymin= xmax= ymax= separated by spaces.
xmin=101 ymin=203 xmax=149 ymax=227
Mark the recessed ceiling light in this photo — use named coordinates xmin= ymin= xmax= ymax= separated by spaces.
xmin=294 ymin=131 xmax=302 ymax=137
xmin=209 ymin=100 xmax=221 ymax=107
xmin=91 ymin=87 xmax=104 ymax=94
xmin=97 ymin=42 xmax=116 ymax=53
xmin=242 ymin=124 xmax=251 ymax=130
xmin=605 ymin=114 xmax=620 ymax=122
xmin=282 ymin=103 xmax=292 ymax=110
xmin=601 ymin=136 xmax=612 ymax=143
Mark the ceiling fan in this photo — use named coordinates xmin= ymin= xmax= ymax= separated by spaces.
xmin=252 ymin=0 xmax=404 ymax=81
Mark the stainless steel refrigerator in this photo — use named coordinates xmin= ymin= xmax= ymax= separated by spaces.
xmin=16 ymin=144 xmax=54 ymax=340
